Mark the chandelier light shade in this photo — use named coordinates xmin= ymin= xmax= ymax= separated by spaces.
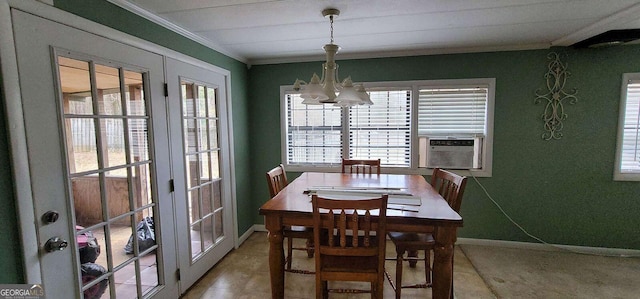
xmin=293 ymin=8 xmax=371 ymax=106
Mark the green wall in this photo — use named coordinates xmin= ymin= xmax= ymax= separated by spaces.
xmin=249 ymin=46 xmax=640 ymax=250
xmin=0 ymin=70 xmax=24 ymax=283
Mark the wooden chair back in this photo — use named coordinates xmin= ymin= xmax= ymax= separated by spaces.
xmin=312 ymin=194 xmax=388 ymax=298
xmin=430 ymin=168 xmax=467 ymax=212
xmin=266 ymin=164 xmax=288 ymax=198
xmin=341 ymin=158 xmax=381 ymax=175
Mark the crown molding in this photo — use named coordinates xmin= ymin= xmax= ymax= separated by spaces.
xmin=552 ymin=2 xmax=640 ymax=46
xmin=106 ymin=0 xmax=247 ymax=63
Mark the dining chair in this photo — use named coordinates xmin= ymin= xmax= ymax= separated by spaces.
xmin=312 ymin=193 xmax=388 ymax=298
xmin=266 ymin=164 xmax=314 ymax=274
xmin=341 ymin=158 xmax=381 ymax=175
xmin=386 ymin=168 xmax=467 ymax=299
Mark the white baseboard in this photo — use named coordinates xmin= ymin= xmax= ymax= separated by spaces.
xmin=236 ymin=224 xmax=267 ymax=248
xmin=237 ymin=226 xmax=256 ymax=248
xmin=457 ymin=237 xmax=640 ymax=257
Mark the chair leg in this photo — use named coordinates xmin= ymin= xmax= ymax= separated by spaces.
xmin=322 ymin=281 xmax=329 ymax=299
xmin=374 ymin=281 xmax=383 ymax=299
xmin=315 ymin=277 xmax=322 ymax=299
xmin=371 ymin=282 xmax=375 ymax=299
xmin=426 ymin=249 xmax=432 ymax=285
xmin=286 ymin=236 xmax=293 ymax=270
xmin=395 ymin=250 xmax=404 ymax=299
xmin=306 ymin=237 xmax=314 ymax=258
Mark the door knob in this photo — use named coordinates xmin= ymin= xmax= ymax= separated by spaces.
xmin=45 ymin=237 xmax=69 ymax=252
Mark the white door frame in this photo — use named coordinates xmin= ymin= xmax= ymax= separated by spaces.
xmin=0 ymin=0 xmax=238 ymax=286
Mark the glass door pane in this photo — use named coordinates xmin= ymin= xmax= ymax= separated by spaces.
xmin=181 ymin=81 xmax=223 ymax=261
xmin=59 ymin=56 xmax=162 ymax=298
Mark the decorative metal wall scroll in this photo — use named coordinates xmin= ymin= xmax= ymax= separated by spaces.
xmin=534 ymin=52 xmax=578 ymax=140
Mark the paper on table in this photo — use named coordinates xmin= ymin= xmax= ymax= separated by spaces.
xmin=309 ymin=186 xmax=412 ymax=196
xmin=313 ymin=190 xmax=422 ymax=206
xmin=387 ymin=196 xmax=422 ymax=206
xmin=387 ymin=204 xmax=419 ymax=213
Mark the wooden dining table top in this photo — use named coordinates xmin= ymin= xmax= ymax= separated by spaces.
xmin=259 ymin=172 xmax=463 ymax=230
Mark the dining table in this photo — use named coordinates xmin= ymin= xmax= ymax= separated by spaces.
xmin=258 ymin=172 xmax=463 ymax=299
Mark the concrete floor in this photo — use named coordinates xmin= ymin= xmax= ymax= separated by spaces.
xmin=182 ymin=232 xmax=495 ymax=298
xmin=459 ymin=244 xmax=640 ymax=299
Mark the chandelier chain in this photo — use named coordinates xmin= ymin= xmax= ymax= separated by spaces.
xmin=330 ymin=15 xmax=334 ymax=44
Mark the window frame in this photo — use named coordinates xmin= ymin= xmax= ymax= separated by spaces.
xmin=280 ymin=78 xmax=495 ymax=177
xmin=614 ymin=73 xmax=640 ymax=181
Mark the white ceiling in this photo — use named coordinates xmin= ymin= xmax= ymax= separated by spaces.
xmin=110 ymin=0 xmax=640 ymax=65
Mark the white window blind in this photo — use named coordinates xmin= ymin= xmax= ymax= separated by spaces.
xmin=418 ymin=86 xmax=488 ymax=136
xmin=349 ymin=90 xmax=411 ymax=167
xmin=620 ymin=80 xmax=640 ymax=173
xmin=285 ymin=93 xmax=342 ymax=165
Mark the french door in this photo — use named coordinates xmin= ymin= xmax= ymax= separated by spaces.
xmin=165 ymin=58 xmax=234 ymax=292
xmin=12 ymin=8 xmax=178 ymax=299
xmin=9 ymin=5 xmax=234 ymax=298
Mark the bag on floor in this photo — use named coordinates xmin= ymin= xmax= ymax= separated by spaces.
xmin=124 ymin=216 xmax=155 ymax=254
xmin=81 ymin=263 xmax=108 ymax=299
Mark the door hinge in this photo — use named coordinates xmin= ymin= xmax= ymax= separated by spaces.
xmin=164 ymin=83 xmax=169 ymax=97
xmin=169 ymin=179 xmax=175 ymax=192
xmin=176 ymin=268 xmax=181 ymax=281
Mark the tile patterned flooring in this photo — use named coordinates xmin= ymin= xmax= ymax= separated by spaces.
xmin=182 ymin=232 xmax=495 ymax=298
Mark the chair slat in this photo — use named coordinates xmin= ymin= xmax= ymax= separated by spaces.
xmin=351 ymin=211 xmax=359 ymax=248
xmin=339 ymin=210 xmax=347 ymax=248
xmin=328 ymin=210 xmax=335 ymax=247
xmin=364 ymin=211 xmax=371 ymax=247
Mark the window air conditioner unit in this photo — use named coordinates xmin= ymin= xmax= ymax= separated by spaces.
xmin=426 ymin=139 xmax=474 ymax=169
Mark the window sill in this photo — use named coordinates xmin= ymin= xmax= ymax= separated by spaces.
xmin=613 ymin=172 xmax=640 ymax=181
xmin=284 ymin=165 xmax=492 ymax=177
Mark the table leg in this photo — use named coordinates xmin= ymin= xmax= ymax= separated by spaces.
xmin=432 ymin=226 xmax=456 ymax=299
xmin=265 ymin=216 xmax=285 ymax=299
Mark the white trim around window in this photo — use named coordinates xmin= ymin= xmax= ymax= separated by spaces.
xmin=614 ymin=73 xmax=640 ymax=181
xmin=280 ymin=78 xmax=495 ymax=177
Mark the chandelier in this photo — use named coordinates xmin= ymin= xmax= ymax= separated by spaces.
xmin=293 ymin=8 xmax=372 ymax=106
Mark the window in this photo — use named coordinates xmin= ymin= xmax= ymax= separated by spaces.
xmin=285 ymin=93 xmax=342 ymax=165
xmin=615 ymin=73 xmax=640 ymax=181
xmin=281 ymin=78 xmax=495 ymax=176
xmin=349 ymin=89 xmax=411 ymax=167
